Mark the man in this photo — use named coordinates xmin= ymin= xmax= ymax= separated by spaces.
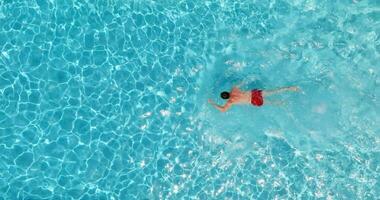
xmin=208 ymin=85 xmax=300 ymax=112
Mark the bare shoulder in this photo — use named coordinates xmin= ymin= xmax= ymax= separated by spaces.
xmin=231 ymin=86 xmax=241 ymax=93
xmin=230 ymin=88 xmax=240 ymax=97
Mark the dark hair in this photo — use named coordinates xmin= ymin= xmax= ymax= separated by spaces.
xmin=220 ymin=91 xmax=230 ymax=99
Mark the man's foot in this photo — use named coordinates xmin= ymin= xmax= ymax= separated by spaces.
xmin=289 ymin=86 xmax=300 ymax=92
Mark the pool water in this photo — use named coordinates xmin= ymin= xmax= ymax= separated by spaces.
xmin=0 ymin=0 xmax=379 ymax=199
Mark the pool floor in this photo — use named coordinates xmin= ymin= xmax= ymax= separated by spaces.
xmin=0 ymin=0 xmax=379 ymax=199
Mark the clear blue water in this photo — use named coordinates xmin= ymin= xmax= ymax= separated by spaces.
xmin=0 ymin=0 xmax=379 ymax=199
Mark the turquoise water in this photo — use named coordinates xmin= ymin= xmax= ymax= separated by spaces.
xmin=0 ymin=0 xmax=379 ymax=199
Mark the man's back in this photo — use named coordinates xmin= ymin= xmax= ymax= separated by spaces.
xmin=228 ymin=87 xmax=251 ymax=104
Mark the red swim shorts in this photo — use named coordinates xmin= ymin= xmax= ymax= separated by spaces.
xmin=251 ymin=89 xmax=264 ymax=106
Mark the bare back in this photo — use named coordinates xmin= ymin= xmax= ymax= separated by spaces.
xmin=228 ymin=87 xmax=251 ymax=104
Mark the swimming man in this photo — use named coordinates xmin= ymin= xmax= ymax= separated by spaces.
xmin=208 ymin=85 xmax=300 ymax=112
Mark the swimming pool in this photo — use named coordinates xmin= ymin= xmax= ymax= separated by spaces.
xmin=0 ymin=0 xmax=379 ymax=199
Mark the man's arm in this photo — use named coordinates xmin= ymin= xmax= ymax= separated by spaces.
xmin=208 ymin=99 xmax=232 ymax=112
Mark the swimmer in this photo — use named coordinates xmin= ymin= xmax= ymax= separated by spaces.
xmin=208 ymin=85 xmax=300 ymax=112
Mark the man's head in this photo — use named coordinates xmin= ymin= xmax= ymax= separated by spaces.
xmin=220 ymin=91 xmax=230 ymax=99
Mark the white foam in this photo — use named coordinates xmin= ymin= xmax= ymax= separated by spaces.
xmin=140 ymin=124 xmax=147 ymax=130
xmin=157 ymin=91 xmax=165 ymax=96
xmin=160 ymin=110 xmax=171 ymax=117
xmin=140 ymin=112 xmax=152 ymax=118
xmin=265 ymin=129 xmax=285 ymax=139
xmin=140 ymin=160 xmax=145 ymax=168
xmin=169 ymin=97 xmax=176 ymax=103
xmin=207 ymin=133 xmax=226 ymax=145
xmin=312 ymin=103 xmax=327 ymax=114
xmin=315 ymin=153 xmax=324 ymax=161
xmin=257 ymin=179 xmax=265 ymax=187
xmin=173 ymin=185 xmax=179 ymax=193
xmin=2 ymin=51 xmax=9 ymax=59
xmin=315 ymin=191 xmax=324 ymax=198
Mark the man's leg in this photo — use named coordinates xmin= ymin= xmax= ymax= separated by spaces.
xmin=263 ymin=86 xmax=300 ymax=97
